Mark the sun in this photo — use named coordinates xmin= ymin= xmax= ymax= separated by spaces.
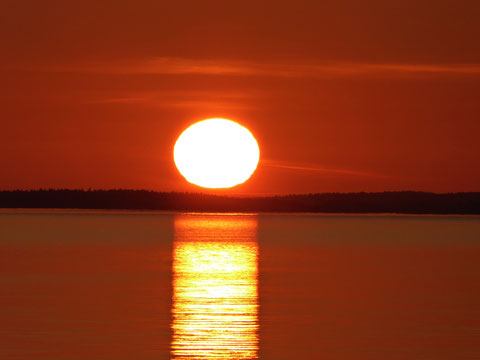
xmin=174 ymin=118 xmax=260 ymax=189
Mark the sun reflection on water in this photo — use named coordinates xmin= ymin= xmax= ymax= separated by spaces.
xmin=171 ymin=214 xmax=259 ymax=359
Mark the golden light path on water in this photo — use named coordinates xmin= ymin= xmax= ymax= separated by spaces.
xmin=172 ymin=214 xmax=259 ymax=359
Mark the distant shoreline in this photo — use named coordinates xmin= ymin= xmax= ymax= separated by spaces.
xmin=1 ymin=190 xmax=479 ymax=215
xmin=1 ymin=209 xmax=480 ymax=218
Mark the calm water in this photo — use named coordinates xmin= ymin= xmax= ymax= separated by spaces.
xmin=1 ymin=211 xmax=479 ymax=359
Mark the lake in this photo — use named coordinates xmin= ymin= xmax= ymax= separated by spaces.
xmin=1 ymin=211 xmax=479 ymax=359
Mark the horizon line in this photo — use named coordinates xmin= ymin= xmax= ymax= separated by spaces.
xmin=1 ymin=189 xmax=479 ymax=196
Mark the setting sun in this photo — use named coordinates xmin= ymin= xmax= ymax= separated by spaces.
xmin=174 ymin=118 xmax=260 ymax=188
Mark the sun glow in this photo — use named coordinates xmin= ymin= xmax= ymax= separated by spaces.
xmin=174 ymin=118 xmax=260 ymax=188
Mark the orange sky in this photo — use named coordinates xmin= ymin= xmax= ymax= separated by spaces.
xmin=1 ymin=0 xmax=479 ymax=194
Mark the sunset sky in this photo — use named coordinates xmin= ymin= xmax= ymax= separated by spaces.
xmin=1 ymin=0 xmax=479 ymax=194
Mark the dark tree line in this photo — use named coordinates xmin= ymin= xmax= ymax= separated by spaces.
xmin=1 ymin=189 xmax=479 ymax=214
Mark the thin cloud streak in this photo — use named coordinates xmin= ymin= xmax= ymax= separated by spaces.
xmin=11 ymin=57 xmax=480 ymax=78
xmin=88 ymin=89 xmax=259 ymax=109
xmin=264 ymin=160 xmax=389 ymax=178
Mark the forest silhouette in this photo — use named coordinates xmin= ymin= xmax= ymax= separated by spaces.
xmin=1 ymin=190 xmax=479 ymax=214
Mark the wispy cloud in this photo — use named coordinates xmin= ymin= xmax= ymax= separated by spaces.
xmin=11 ymin=57 xmax=480 ymax=78
xmin=92 ymin=97 xmax=146 ymax=104
xmin=88 ymin=89 xmax=259 ymax=109
xmin=263 ymin=160 xmax=389 ymax=178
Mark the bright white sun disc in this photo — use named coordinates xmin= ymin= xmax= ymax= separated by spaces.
xmin=174 ymin=118 xmax=260 ymax=188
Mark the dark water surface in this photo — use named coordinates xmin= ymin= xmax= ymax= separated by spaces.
xmin=1 ymin=211 xmax=479 ymax=359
